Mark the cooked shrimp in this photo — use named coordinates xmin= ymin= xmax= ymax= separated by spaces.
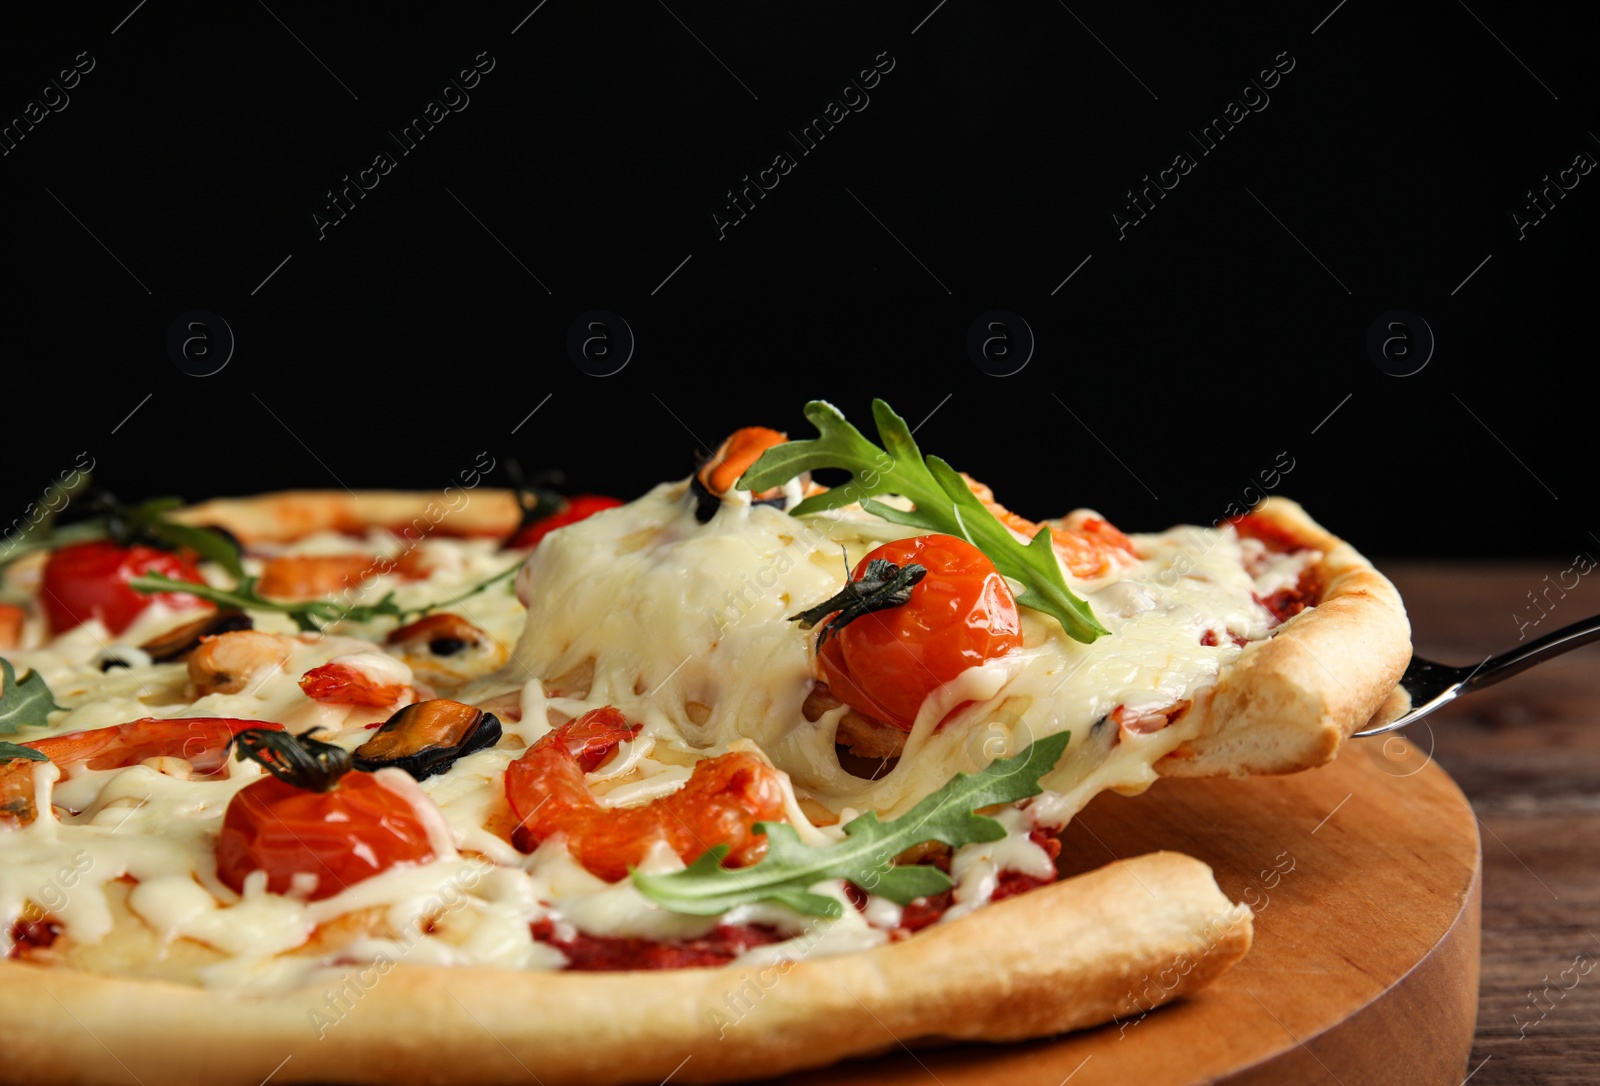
xmin=256 ymin=554 xmax=380 ymax=600
xmin=0 ymin=604 xmax=25 ymax=649
xmin=961 ymin=472 xmax=1135 ymax=578
xmin=299 ymin=654 xmax=412 ymax=707
xmin=386 ymin=613 xmax=507 ymax=687
xmin=187 ymin=630 xmax=297 ymax=696
xmin=1048 ymin=512 xmax=1138 ymax=578
xmin=1 ymin=717 xmax=281 ymax=826
xmin=504 ymin=706 xmax=787 ymax=882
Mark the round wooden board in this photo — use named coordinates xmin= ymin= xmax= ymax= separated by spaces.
xmin=768 ymin=738 xmax=1482 ymax=1086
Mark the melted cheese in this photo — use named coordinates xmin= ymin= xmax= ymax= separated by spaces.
xmin=0 ymin=477 xmax=1309 ymax=988
xmin=499 ymin=483 xmax=1270 ymax=816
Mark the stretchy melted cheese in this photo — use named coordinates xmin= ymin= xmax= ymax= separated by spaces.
xmin=0 ymin=482 xmax=1314 ymax=991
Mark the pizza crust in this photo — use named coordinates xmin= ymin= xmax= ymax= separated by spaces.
xmin=169 ymin=490 xmax=522 ymax=544
xmin=1156 ymin=497 xmax=1411 ymax=778
xmin=0 ymin=852 xmax=1250 ymax=1086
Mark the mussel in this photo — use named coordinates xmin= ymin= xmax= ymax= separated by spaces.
xmin=386 ymin=613 xmax=507 ymax=686
xmin=689 ymin=427 xmax=795 ymax=523
xmin=139 ymin=610 xmax=254 ymax=663
xmin=352 ymin=699 xmax=502 ymax=781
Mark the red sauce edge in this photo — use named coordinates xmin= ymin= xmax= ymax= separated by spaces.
xmin=531 ymin=830 xmax=1065 ymax=969
xmin=892 ymin=829 xmax=1062 ymax=936
xmin=531 ymin=919 xmax=786 ymax=971
xmin=6 ymin=918 xmax=61 ymax=958
xmin=1228 ymin=513 xmax=1311 ymax=555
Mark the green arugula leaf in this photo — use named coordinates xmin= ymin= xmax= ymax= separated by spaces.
xmin=738 ymin=400 xmax=1107 ymax=642
xmin=136 ymin=515 xmax=245 ymax=578
xmin=130 ymin=573 xmax=404 ymax=632
xmin=0 ymin=659 xmax=65 ymax=735
xmin=631 ymin=729 xmax=1071 ymax=918
xmin=0 ymin=741 xmax=48 ymax=763
xmin=130 ymin=561 xmax=520 ymax=634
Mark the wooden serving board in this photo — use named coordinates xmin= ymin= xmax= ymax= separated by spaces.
xmin=774 ymin=738 xmax=1482 ymax=1086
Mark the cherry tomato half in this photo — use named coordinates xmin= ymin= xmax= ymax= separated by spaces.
xmin=508 ymin=495 xmax=623 ymax=549
xmin=41 ymin=541 xmax=209 ymax=635
xmin=216 ymin=771 xmax=437 ymax=900
xmin=819 ymin=534 xmax=1022 ymax=732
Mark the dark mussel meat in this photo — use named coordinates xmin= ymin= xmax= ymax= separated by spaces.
xmin=387 ymin=613 xmax=493 ymax=659
xmin=352 ymin=699 xmax=502 ymax=781
xmin=689 ymin=427 xmax=795 ymax=523
xmin=386 ymin=613 xmax=508 ymax=686
xmin=139 ymin=610 xmax=254 ymax=663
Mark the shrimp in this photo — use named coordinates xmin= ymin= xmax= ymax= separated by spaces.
xmin=299 ymin=654 xmax=412 ymax=707
xmin=1 ymin=717 xmax=282 ymax=826
xmin=256 ymin=554 xmax=380 ymax=600
xmin=187 ymin=630 xmax=298 ymax=696
xmin=1048 ymin=512 xmax=1138 ymax=579
xmin=504 ymin=706 xmax=788 ymax=882
xmin=961 ymin=472 xmax=1136 ymax=578
xmin=0 ymin=604 xmax=25 ymax=650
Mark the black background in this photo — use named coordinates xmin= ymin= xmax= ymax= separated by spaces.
xmin=2 ymin=1 xmax=1594 ymax=560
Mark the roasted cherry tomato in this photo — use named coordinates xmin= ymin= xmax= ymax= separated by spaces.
xmin=508 ymin=495 xmax=623 ymax=549
xmin=819 ymin=534 xmax=1022 ymax=732
xmin=41 ymin=541 xmax=209 ymax=635
xmin=216 ymin=771 xmax=436 ymax=899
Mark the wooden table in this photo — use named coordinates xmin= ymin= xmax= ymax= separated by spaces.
xmin=1381 ymin=562 xmax=1600 ymax=1086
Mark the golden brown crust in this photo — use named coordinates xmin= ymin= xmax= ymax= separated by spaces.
xmin=0 ymin=852 xmax=1250 ymax=1086
xmin=1157 ymin=497 xmax=1412 ymax=778
xmin=168 ymin=490 xmax=522 ymax=544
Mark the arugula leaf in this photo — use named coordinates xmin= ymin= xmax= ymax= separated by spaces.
xmin=130 ymin=561 xmax=520 ymax=633
xmin=737 ymin=400 xmax=1107 ymax=642
xmin=130 ymin=573 xmax=404 ymax=632
xmin=0 ymin=741 xmax=47 ymax=763
xmin=0 ymin=659 xmax=65 ymax=734
xmin=136 ymin=514 xmax=245 ymax=578
xmin=631 ymin=729 xmax=1070 ymax=918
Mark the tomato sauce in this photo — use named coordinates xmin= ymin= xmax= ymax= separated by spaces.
xmin=530 ymin=918 xmax=786 ymax=971
xmin=529 ymin=829 xmax=1064 ymax=970
xmin=6 ymin=918 xmax=61 ymax=958
xmin=1228 ymin=513 xmax=1311 ymax=555
xmin=873 ymin=829 xmax=1061 ymax=938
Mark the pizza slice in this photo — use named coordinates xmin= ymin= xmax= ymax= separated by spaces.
xmin=0 ymin=399 xmax=1408 ymax=1086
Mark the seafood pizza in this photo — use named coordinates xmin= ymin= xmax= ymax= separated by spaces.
xmin=0 ymin=400 xmax=1409 ymax=1085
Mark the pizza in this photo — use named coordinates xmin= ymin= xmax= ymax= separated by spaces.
xmin=0 ymin=400 xmax=1410 ymax=1085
